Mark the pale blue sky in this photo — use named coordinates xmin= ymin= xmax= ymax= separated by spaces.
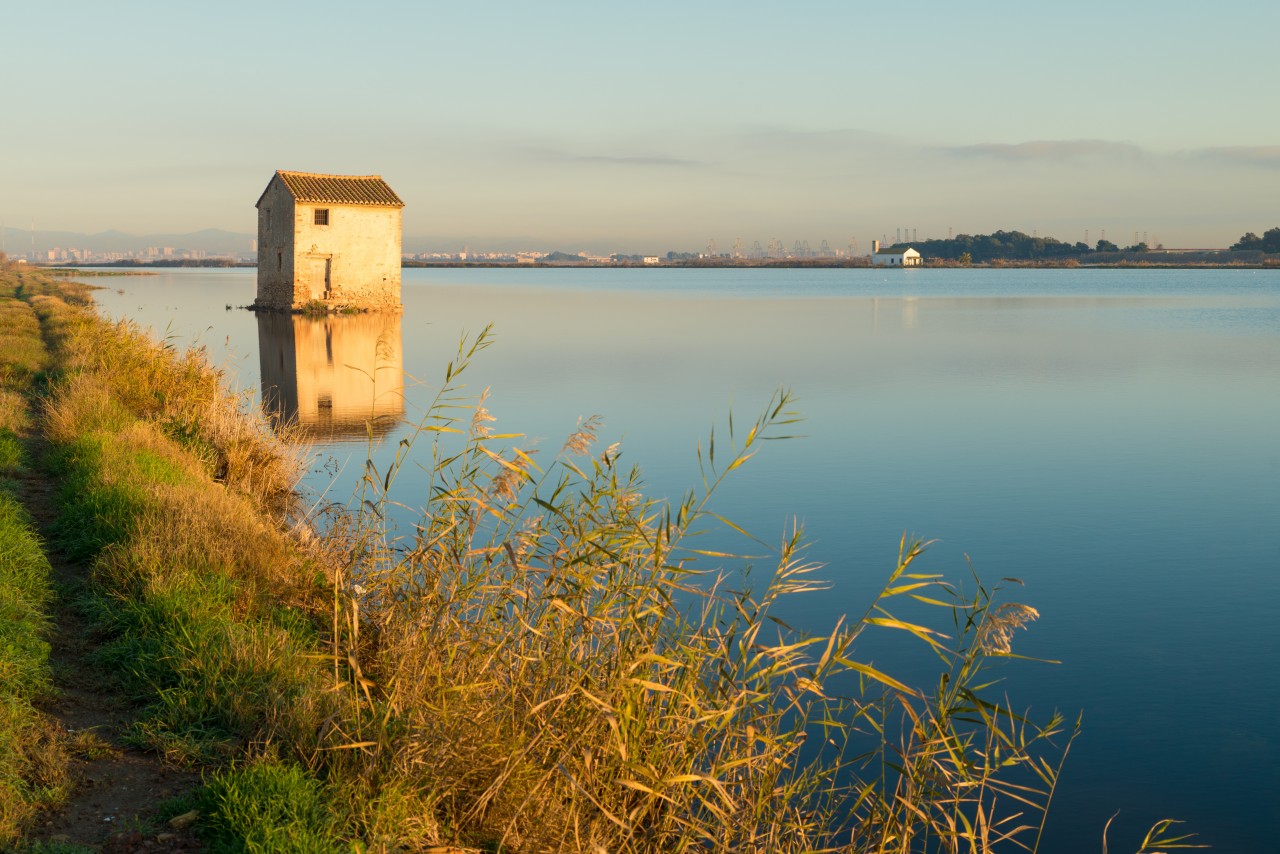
xmin=3 ymin=0 xmax=1277 ymax=251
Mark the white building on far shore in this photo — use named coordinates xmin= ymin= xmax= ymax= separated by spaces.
xmin=870 ymin=239 xmax=923 ymax=267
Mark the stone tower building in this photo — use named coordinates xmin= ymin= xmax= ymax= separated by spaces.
xmin=255 ymin=170 xmax=404 ymax=311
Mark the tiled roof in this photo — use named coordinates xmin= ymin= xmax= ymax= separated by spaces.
xmin=274 ymin=171 xmax=404 ymax=207
xmin=875 ymin=246 xmax=917 ymax=254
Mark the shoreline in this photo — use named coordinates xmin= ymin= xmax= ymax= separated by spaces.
xmin=36 ymin=257 xmax=1280 ymax=272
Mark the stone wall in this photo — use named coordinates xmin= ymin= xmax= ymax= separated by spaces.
xmin=255 ymin=180 xmax=297 ymax=309
xmin=255 ymin=176 xmax=403 ymax=311
xmin=292 ymin=202 xmax=401 ymax=310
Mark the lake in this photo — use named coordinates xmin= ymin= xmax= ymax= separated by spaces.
xmin=81 ymin=266 xmax=1280 ymax=852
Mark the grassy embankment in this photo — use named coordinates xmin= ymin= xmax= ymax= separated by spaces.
xmin=0 ymin=263 xmax=1194 ymax=852
xmin=0 ymin=272 xmax=69 ymax=844
xmin=22 ymin=269 xmax=343 ymax=851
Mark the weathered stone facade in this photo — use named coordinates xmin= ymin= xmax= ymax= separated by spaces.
xmin=255 ymin=171 xmax=404 ymax=311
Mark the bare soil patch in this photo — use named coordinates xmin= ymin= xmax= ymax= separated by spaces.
xmin=12 ymin=464 xmax=204 ymax=852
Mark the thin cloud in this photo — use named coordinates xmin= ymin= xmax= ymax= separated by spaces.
xmin=523 ymin=147 xmax=705 ymax=168
xmin=1191 ymin=145 xmax=1280 ymax=168
xmin=731 ymin=125 xmax=898 ymax=152
xmin=946 ymin=139 xmax=1146 ymax=162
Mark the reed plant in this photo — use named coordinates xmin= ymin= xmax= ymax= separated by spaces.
xmin=296 ymin=327 xmax=1085 ymax=852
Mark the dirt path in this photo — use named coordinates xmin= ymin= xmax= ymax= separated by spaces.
xmin=13 ymin=461 xmax=204 ymax=852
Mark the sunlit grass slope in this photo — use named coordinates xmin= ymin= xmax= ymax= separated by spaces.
xmin=0 ymin=271 xmax=68 ymax=845
xmin=31 ymin=285 xmax=341 ymax=844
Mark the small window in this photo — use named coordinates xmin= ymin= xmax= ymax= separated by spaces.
xmin=277 ymin=252 xmax=283 ymax=271
xmin=264 ymin=208 xmax=271 ymax=228
xmin=314 ymin=208 xmax=330 ymax=226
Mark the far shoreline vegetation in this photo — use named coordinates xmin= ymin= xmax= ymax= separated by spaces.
xmin=0 ymin=259 xmax=1203 ymax=851
xmin=20 ymin=227 xmax=1280 ymax=271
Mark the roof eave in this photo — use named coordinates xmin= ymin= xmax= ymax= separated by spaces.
xmin=254 ymin=172 xmax=284 ymax=210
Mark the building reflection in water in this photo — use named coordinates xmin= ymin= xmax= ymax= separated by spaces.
xmin=257 ymin=313 xmax=404 ymax=442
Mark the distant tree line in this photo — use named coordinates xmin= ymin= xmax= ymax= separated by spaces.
xmin=885 ymin=230 xmax=1153 ymax=262
xmin=1230 ymin=228 xmax=1280 ymax=253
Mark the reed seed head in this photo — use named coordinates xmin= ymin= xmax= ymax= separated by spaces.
xmin=976 ymin=603 xmax=1040 ymax=655
xmin=562 ymin=415 xmax=603 ymax=456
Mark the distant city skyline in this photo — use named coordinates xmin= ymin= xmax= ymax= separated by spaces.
xmin=0 ymin=222 xmax=1235 ymax=267
xmin=2 ymin=1 xmax=1277 ymax=252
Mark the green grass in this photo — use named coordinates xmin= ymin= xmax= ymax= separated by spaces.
xmin=0 ymin=430 xmax=24 ymax=473
xmin=0 ymin=277 xmax=68 ymax=845
xmin=0 ymin=495 xmax=52 ymax=696
xmin=0 ymin=492 xmax=66 ymax=844
xmin=47 ymin=448 xmax=147 ymax=563
xmin=43 ymin=422 xmax=327 ymax=764
xmin=197 ymin=762 xmax=345 ymax=854
xmin=11 ymin=842 xmax=97 ymax=854
xmin=297 ymin=300 xmax=363 ymax=316
xmin=46 ymin=432 xmax=195 ymax=562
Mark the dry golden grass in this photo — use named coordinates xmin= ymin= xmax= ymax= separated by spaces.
xmin=41 ymin=372 xmax=134 ymax=446
xmin=0 ymin=390 xmax=29 ymax=435
xmin=32 ymin=293 xmax=303 ymax=518
xmin=0 ymin=292 xmax=47 ymax=434
xmin=0 ymin=698 xmax=70 ymax=844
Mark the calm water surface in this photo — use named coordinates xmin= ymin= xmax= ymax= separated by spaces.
xmin=84 ymin=267 xmax=1280 ymax=852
